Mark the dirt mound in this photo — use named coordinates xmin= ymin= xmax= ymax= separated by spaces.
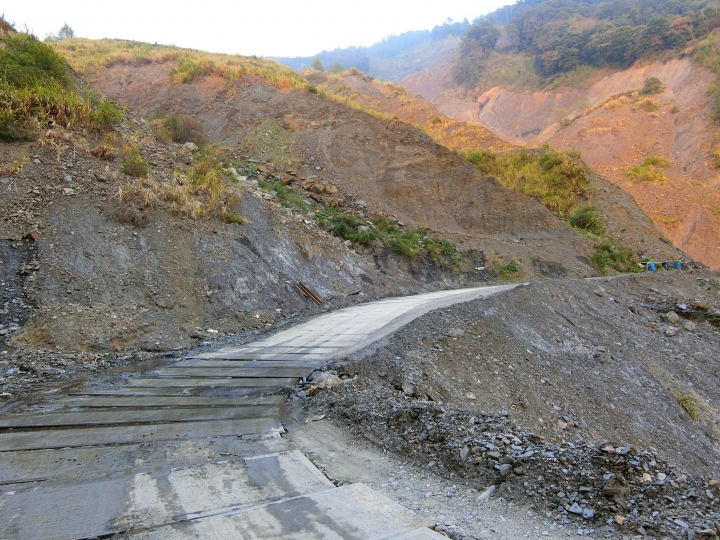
xmin=404 ymin=56 xmax=720 ymax=268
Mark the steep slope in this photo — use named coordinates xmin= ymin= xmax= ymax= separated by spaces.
xmin=58 ymin=48 xmax=611 ymax=280
xmin=312 ymin=71 xmax=687 ymax=268
xmin=404 ymin=56 xmax=720 ymax=268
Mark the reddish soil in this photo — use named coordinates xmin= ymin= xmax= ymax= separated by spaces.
xmin=403 ymin=57 xmax=720 ymax=268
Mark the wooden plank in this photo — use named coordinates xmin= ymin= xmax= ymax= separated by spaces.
xmin=0 ymin=418 xmax=282 ymax=452
xmin=174 ymin=359 xmax=319 ymax=368
xmin=0 ymin=406 xmax=280 ymax=429
xmin=156 ymin=367 xmax=312 ymax=378
xmin=57 ymin=395 xmax=286 ymax=408
xmin=125 ymin=377 xmax=297 ymax=388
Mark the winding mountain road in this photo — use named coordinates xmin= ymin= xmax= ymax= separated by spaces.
xmin=0 ymin=284 xmax=518 ymax=539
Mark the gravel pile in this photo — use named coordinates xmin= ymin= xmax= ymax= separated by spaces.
xmin=310 ymin=381 xmax=719 ymax=538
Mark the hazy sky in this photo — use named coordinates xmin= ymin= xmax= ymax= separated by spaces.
xmin=3 ymin=1 xmax=513 ymax=57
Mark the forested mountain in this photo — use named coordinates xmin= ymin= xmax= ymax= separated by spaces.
xmin=454 ymin=0 xmax=720 ymax=87
xmin=273 ymin=20 xmax=471 ymax=81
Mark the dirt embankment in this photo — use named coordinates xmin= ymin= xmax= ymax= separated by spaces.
xmin=404 ymin=57 xmax=720 ymax=269
xmin=90 ymin=63 xmax=607 ymax=277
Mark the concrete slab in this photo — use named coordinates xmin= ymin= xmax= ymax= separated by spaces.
xmin=126 ymin=377 xmax=298 ymax=388
xmin=125 ymin=482 xmax=436 ymax=539
xmin=0 ymin=451 xmax=334 ymax=540
xmin=0 ymin=438 xmax=290 ymax=485
xmin=0 ymin=417 xmax=282 ymax=452
xmin=156 ymin=367 xmax=312 ymax=379
xmin=0 ymin=405 xmax=280 ymax=428
xmin=68 ymin=387 xmax=271 ymax=397
xmin=57 ymin=395 xmax=286 ymax=408
xmin=175 ymin=359 xmax=320 ymax=368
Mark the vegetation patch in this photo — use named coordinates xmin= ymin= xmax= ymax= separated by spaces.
xmin=258 ymin=180 xmax=308 ymax=212
xmin=150 ymin=112 xmax=206 ymax=145
xmin=466 ymin=146 xmax=589 ymax=217
xmin=568 ymin=205 xmax=605 ymax=236
xmin=674 ymin=392 xmax=700 ymax=421
xmin=50 ymin=38 xmax=305 ymax=91
xmin=0 ymin=21 xmax=122 ymax=141
xmin=625 ymin=155 xmax=670 ymax=183
xmin=255 ymin=181 xmax=476 ymax=271
xmin=117 ymin=147 xmax=243 ymax=224
xmin=590 ymin=241 xmax=641 ymax=275
xmin=495 ymin=259 xmax=520 ymax=280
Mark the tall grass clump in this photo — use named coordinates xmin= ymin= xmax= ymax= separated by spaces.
xmin=466 ymin=145 xmax=589 ymax=217
xmin=0 ymin=21 xmax=122 ymax=141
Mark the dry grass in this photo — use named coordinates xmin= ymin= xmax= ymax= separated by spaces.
xmin=116 ymin=154 xmax=243 ymax=224
xmin=674 ymin=392 xmax=700 ymax=421
xmin=50 ymin=38 xmax=305 ymax=91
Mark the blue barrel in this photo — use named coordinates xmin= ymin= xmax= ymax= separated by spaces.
xmin=647 ymin=262 xmax=657 ymax=272
xmin=673 ymin=261 xmax=683 ymax=269
xmin=661 ymin=262 xmax=669 ymax=271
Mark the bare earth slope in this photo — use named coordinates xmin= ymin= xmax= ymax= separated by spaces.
xmin=315 ymin=72 xmax=687 ymax=267
xmin=89 ymin=63 xmax=602 ymax=277
xmin=404 ymin=57 xmax=720 ymax=268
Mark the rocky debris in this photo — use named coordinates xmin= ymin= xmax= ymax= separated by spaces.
xmin=308 ymin=382 xmax=719 ymax=539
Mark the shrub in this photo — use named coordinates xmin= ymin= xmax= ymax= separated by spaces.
xmin=590 ymin=241 xmax=640 ymax=274
xmin=152 ymin=113 xmax=206 ymax=144
xmin=568 ymin=205 xmax=604 ymax=236
xmin=466 ymin=146 xmax=589 ymax=217
xmin=640 ymin=77 xmax=664 ymax=95
xmin=0 ymin=26 xmax=121 ymax=141
xmin=674 ymin=393 xmax=700 ymax=421
xmin=497 ymin=259 xmax=519 ymax=277
xmin=122 ymin=153 xmax=150 ymax=177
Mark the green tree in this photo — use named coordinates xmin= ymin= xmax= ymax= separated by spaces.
xmin=640 ymin=76 xmax=664 ymax=95
xmin=310 ymin=57 xmax=324 ymax=71
xmin=57 ymin=23 xmax=74 ymax=39
xmin=328 ymin=62 xmax=343 ymax=74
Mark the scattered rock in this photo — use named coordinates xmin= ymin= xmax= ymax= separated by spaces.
xmin=663 ymin=311 xmax=680 ymax=324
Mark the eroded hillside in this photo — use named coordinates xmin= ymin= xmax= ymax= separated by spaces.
xmin=405 ymin=56 xmax=720 ymax=268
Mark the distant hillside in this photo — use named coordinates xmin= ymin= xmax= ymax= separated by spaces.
xmin=454 ymin=0 xmax=719 ymax=90
xmin=273 ymin=20 xmax=471 ymax=82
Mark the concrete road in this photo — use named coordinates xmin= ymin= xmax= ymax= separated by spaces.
xmin=0 ymin=284 xmax=518 ymax=539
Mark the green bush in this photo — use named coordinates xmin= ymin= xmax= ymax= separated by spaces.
xmin=625 ymin=156 xmax=670 ymax=182
xmin=590 ymin=241 xmax=640 ymax=275
xmin=122 ymin=154 xmax=150 ymax=177
xmin=257 ymin=180 xmax=307 ymax=211
xmin=568 ymin=205 xmax=604 ymax=236
xmin=152 ymin=112 xmax=206 ymax=144
xmin=466 ymin=146 xmax=589 ymax=217
xmin=640 ymin=77 xmax=664 ymax=95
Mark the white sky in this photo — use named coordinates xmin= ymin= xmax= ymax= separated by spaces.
xmin=3 ymin=1 xmax=513 ymax=57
